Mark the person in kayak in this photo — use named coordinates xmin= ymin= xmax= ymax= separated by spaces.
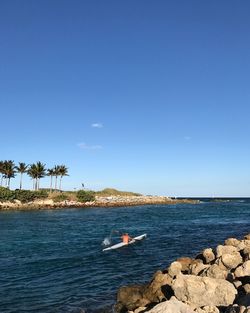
xmin=121 ymin=233 xmax=132 ymax=244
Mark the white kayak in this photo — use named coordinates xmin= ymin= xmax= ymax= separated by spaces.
xmin=102 ymin=234 xmax=147 ymax=251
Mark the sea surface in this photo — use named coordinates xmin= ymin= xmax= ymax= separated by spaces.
xmin=0 ymin=199 xmax=250 ymax=313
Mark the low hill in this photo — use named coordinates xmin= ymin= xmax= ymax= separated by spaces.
xmin=95 ymin=188 xmax=142 ymax=197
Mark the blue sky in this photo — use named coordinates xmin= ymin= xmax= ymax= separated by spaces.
xmin=0 ymin=1 xmax=250 ymax=196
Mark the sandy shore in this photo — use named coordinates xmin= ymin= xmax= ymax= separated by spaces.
xmin=0 ymin=195 xmax=198 ymax=210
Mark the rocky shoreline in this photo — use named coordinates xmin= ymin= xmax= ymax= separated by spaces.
xmin=0 ymin=195 xmax=198 ymax=210
xmin=115 ymin=233 xmax=250 ymax=313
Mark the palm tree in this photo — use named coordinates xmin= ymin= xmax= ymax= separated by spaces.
xmin=27 ymin=162 xmax=46 ymax=190
xmin=53 ymin=165 xmax=60 ymax=191
xmin=2 ymin=160 xmax=16 ymax=188
xmin=47 ymin=168 xmax=54 ymax=193
xmin=35 ymin=162 xmax=46 ymax=190
xmin=58 ymin=165 xmax=69 ymax=191
xmin=27 ymin=163 xmax=37 ymax=190
xmin=15 ymin=162 xmax=29 ymax=190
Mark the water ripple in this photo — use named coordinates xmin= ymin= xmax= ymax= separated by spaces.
xmin=0 ymin=201 xmax=250 ymax=312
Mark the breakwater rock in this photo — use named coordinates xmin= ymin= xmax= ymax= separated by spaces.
xmin=115 ymin=233 xmax=250 ymax=313
xmin=0 ymin=196 xmax=197 ymax=210
xmin=94 ymin=196 xmax=198 ymax=207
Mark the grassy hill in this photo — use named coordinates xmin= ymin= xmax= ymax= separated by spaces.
xmin=94 ymin=188 xmax=141 ymax=197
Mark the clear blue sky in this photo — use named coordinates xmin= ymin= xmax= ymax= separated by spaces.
xmin=1 ymin=1 xmax=250 ymax=196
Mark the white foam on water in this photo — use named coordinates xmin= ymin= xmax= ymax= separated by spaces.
xmin=102 ymin=237 xmax=112 ymax=246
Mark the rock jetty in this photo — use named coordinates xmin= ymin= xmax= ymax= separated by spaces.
xmin=0 ymin=195 xmax=197 ymax=210
xmin=115 ymin=233 xmax=250 ymax=313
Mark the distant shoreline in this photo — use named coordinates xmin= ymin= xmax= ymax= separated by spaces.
xmin=0 ymin=195 xmax=198 ymax=211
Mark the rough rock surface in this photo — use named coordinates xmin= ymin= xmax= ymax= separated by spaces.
xmin=234 ymin=261 xmax=250 ymax=278
xmin=224 ymin=238 xmax=246 ymax=251
xmin=146 ymin=297 xmax=195 ymax=313
xmin=190 ymin=261 xmax=209 ymax=276
xmin=195 ymin=306 xmax=220 ymax=313
xmin=176 ymin=257 xmax=194 ymax=273
xmin=216 ymin=245 xmax=238 ymax=258
xmin=172 ymin=274 xmax=237 ymax=307
xmin=221 ymin=253 xmax=242 ymax=270
xmin=143 ymin=271 xmax=172 ymax=302
xmin=201 ymin=264 xmax=228 ymax=279
xmin=115 ymin=233 xmax=250 ymax=313
xmin=116 ymin=285 xmax=148 ymax=312
xmin=168 ymin=262 xmax=183 ymax=278
xmin=202 ymin=248 xmax=215 ymax=264
xmin=242 ymin=247 xmax=250 ymax=261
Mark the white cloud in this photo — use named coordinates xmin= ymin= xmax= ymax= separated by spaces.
xmin=77 ymin=142 xmax=103 ymax=150
xmin=91 ymin=123 xmax=103 ymax=128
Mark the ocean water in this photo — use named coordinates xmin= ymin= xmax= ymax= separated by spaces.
xmin=0 ymin=200 xmax=250 ymax=313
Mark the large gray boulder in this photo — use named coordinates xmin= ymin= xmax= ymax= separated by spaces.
xmin=216 ymin=245 xmax=238 ymax=258
xmin=242 ymin=246 xmax=250 ymax=261
xmin=146 ymin=297 xmax=195 ymax=313
xmin=221 ymin=252 xmax=242 ymax=270
xmin=176 ymin=257 xmax=195 ymax=273
xmin=115 ymin=285 xmax=148 ymax=312
xmin=214 ymin=257 xmax=228 ymax=271
xmin=201 ymin=264 xmax=228 ymax=279
xmin=243 ymin=240 xmax=250 ymax=247
xmin=172 ymin=274 xmax=237 ymax=307
xmin=234 ymin=260 xmax=250 ymax=278
xmin=143 ymin=271 xmax=173 ymax=302
xmin=190 ymin=261 xmax=209 ymax=276
xmin=202 ymin=248 xmax=215 ymax=264
xmin=224 ymin=238 xmax=245 ymax=251
xmin=168 ymin=261 xmax=183 ymax=278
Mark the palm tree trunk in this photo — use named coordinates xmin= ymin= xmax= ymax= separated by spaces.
xmin=55 ymin=176 xmax=58 ymax=191
xmin=50 ymin=176 xmax=53 ymax=193
xmin=8 ymin=177 xmax=11 ymax=189
xmin=20 ymin=173 xmax=23 ymax=190
xmin=59 ymin=176 xmax=62 ymax=191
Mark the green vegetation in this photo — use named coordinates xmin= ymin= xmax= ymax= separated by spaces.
xmin=95 ymin=188 xmax=141 ymax=197
xmin=0 ymin=187 xmax=48 ymax=203
xmin=0 ymin=160 xmax=15 ymax=188
xmin=76 ymin=190 xmax=95 ymax=202
xmin=0 ymin=160 xmax=68 ymax=191
xmin=0 ymin=159 xmax=141 ymax=206
xmin=52 ymin=193 xmax=69 ymax=203
xmin=15 ymin=162 xmax=29 ymax=190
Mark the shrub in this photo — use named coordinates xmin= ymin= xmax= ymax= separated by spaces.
xmin=32 ymin=190 xmax=48 ymax=199
xmin=0 ymin=187 xmax=48 ymax=203
xmin=0 ymin=187 xmax=15 ymax=202
xmin=52 ymin=193 xmax=68 ymax=203
xmin=13 ymin=190 xmax=35 ymax=202
xmin=76 ymin=190 xmax=95 ymax=203
xmin=14 ymin=190 xmax=48 ymax=203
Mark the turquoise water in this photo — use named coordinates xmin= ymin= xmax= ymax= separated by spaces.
xmin=0 ymin=200 xmax=250 ymax=313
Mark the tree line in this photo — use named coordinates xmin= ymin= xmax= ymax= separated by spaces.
xmin=0 ymin=160 xmax=68 ymax=192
